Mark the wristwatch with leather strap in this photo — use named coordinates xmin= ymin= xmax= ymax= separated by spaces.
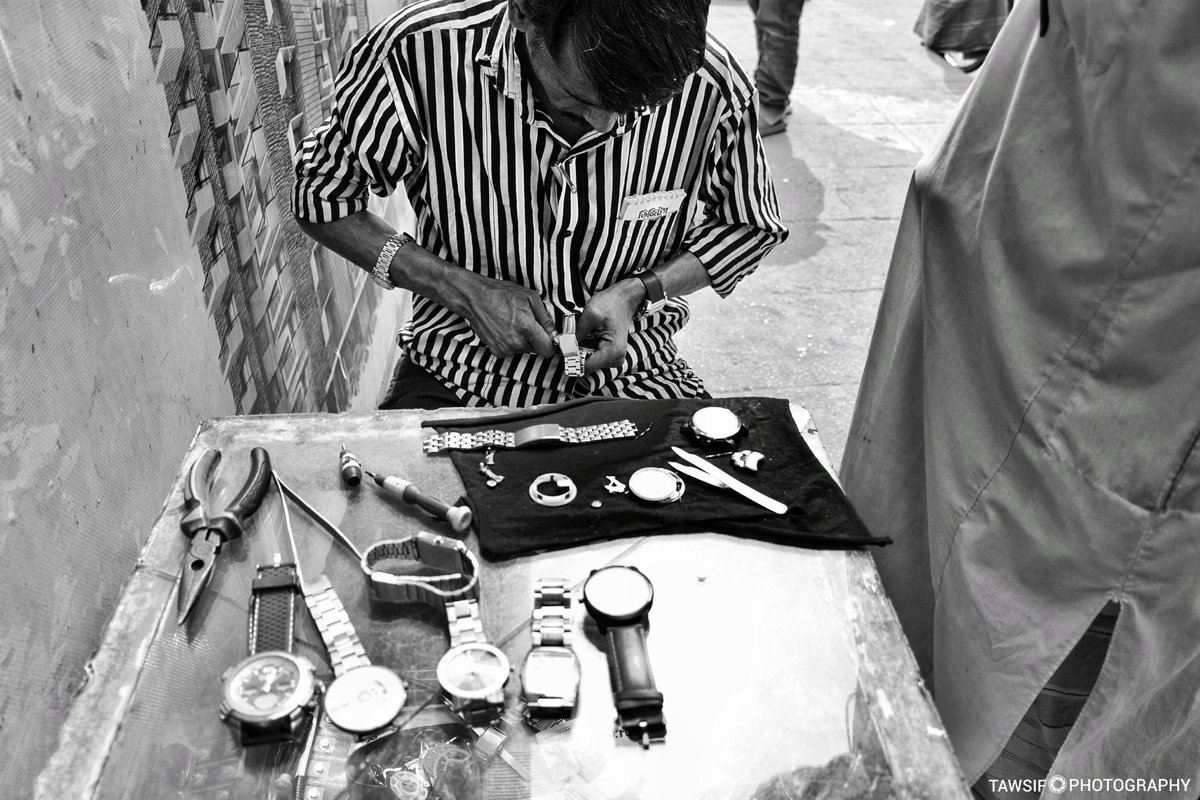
xmin=633 ymin=268 xmax=668 ymax=321
xmin=219 ymin=559 xmax=319 ymax=746
xmin=581 ymin=565 xmax=666 ymax=748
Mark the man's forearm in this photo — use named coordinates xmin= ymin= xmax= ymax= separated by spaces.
xmin=295 ymin=212 xmax=472 ymax=315
xmin=607 ymin=252 xmax=713 ymax=313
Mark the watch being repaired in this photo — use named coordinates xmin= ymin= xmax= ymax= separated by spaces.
xmin=628 ymin=467 xmax=685 ymax=504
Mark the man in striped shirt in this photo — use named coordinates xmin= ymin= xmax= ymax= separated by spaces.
xmin=294 ymin=0 xmax=787 ymax=409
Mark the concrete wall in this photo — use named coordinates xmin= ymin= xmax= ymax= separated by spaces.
xmin=0 ymin=3 xmax=237 ymax=792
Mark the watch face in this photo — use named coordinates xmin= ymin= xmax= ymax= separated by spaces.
xmin=628 ymin=467 xmax=685 ymax=504
xmin=582 ymin=565 xmax=654 ymax=622
xmin=324 ymin=664 xmax=408 ymax=733
xmin=222 ymin=651 xmax=314 ymax=722
xmin=437 ymin=643 xmax=510 ymax=699
xmin=521 ymin=647 xmax=581 ymax=700
xmin=690 ymin=406 xmax=743 ymax=441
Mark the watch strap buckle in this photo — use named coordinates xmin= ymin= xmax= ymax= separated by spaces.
xmin=513 ymin=423 xmax=563 ymax=448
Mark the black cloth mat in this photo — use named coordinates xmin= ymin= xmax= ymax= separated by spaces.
xmin=422 ymin=397 xmax=891 ymax=559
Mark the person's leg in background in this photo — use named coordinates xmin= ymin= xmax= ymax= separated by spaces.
xmin=972 ymin=603 xmax=1120 ymax=799
xmin=748 ymin=0 xmax=806 ymax=136
xmin=378 ymin=352 xmax=466 ymax=410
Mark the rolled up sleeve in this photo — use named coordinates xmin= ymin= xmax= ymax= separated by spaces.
xmin=293 ymin=32 xmax=418 ymax=224
xmin=684 ymin=100 xmax=788 ymax=297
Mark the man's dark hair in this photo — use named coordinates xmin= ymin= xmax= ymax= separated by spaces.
xmin=527 ymin=0 xmax=710 ymax=114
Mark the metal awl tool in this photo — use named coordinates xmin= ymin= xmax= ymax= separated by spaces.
xmin=670 ymin=446 xmax=788 ymax=515
xmin=177 ymin=447 xmax=272 ymax=624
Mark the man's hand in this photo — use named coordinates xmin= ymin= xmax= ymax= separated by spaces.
xmin=577 ymin=280 xmax=645 ymax=373
xmin=454 ymin=271 xmax=558 ymax=358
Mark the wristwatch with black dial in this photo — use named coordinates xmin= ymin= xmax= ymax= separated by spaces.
xmin=521 ymin=578 xmax=581 ymax=718
xmin=219 ymin=560 xmax=319 ymax=746
xmin=581 ymin=565 xmax=666 ymax=748
xmin=439 ymin=597 xmax=510 ymax=726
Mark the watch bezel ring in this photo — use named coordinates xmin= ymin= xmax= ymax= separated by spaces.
xmin=528 ymin=472 xmax=577 ymax=507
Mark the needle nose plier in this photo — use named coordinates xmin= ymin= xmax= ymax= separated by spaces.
xmin=177 ymin=447 xmax=272 ymax=624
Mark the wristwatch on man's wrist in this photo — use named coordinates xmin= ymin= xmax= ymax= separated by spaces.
xmin=632 ymin=268 xmax=668 ymax=321
xmin=371 ymin=231 xmax=414 ymax=290
xmin=521 ymin=579 xmax=581 ymax=718
xmin=219 ymin=559 xmax=320 ymax=746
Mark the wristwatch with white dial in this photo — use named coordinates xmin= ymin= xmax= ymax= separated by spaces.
xmin=219 ymin=560 xmax=319 ymax=746
xmin=306 ymin=575 xmax=408 ymax=735
xmin=581 ymin=565 xmax=666 ymax=748
xmin=521 ymin=579 xmax=581 ymax=718
xmin=439 ymin=597 xmax=510 ymax=726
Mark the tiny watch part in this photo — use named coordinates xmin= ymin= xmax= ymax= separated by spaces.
xmin=529 ymin=473 xmax=577 ymax=507
xmin=684 ymin=406 xmax=746 ymax=445
xmin=604 ymin=475 xmax=627 ymax=494
xmin=323 ymin=664 xmax=408 ymax=733
xmin=389 ymin=770 xmax=428 ymax=800
xmin=732 ymin=450 xmax=764 ymax=472
xmin=628 ymin=467 xmax=685 ymax=504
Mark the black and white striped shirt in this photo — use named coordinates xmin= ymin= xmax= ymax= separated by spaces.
xmin=294 ymin=0 xmax=786 ymax=407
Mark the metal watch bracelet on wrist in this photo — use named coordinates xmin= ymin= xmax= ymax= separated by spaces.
xmin=371 ymin=232 xmax=413 ymax=290
xmin=423 ymin=420 xmax=638 ymax=453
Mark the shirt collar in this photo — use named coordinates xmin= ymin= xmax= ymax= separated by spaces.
xmin=476 ymin=4 xmax=524 ymax=105
xmin=474 ymin=2 xmax=652 ymax=144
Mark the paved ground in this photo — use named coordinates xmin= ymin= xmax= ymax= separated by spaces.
xmin=682 ymin=0 xmax=973 ymax=468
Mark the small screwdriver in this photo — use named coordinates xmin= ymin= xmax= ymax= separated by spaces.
xmin=339 ymin=443 xmax=363 ymax=486
xmin=364 ymin=469 xmax=473 ymax=533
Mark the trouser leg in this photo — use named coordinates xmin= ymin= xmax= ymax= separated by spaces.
xmin=750 ymin=0 xmax=806 ymax=110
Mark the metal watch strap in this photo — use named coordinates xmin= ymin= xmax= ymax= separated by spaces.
xmin=305 ymin=575 xmax=372 ymax=676
xmin=445 ymin=598 xmax=488 ymax=647
xmin=423 ymin=420 xmax=638 ymax=453
xmin=362 ymin=533 xmax=480 ymax=605
xmin=372 ymin=232 xmax=412 ymax=290
xmin=532 ymin=579 xmax=573 ymax=648
xmin=556 ymin=317 xmax=584 ymax=379
xmin=248 ymin=562 xmax=301 ymax=655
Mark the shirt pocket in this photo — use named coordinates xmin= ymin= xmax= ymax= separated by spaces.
xmin=615 ymin=189 xmax=687 ymax=271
